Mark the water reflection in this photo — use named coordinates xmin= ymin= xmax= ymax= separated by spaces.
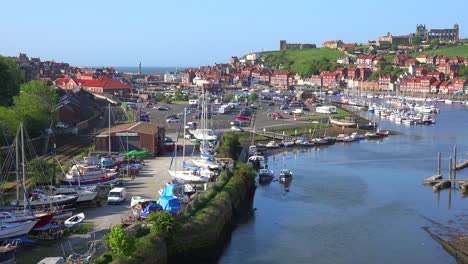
xmin=220 ymin=103 xmax=468 ymax=264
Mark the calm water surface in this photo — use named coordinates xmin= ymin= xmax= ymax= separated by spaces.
xmin=220 ymin=103 xmax=468 ymax=264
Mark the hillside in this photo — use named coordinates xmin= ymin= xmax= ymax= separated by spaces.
xmin=259 ymin=48 xmax=345 ymax=75
xmin=417 ymin=44 xmax=468 ymax=57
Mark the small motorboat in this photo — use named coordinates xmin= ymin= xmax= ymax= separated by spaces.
xmin=282 ymin=141 xmax=295 ymax=147
xmin=64 ymin=213 xmax=85 ymax=228
xmin=258 ymin=168 xmax=274 ymax=182
xmin=266 ymin=141 xmax=280 ymax=149
xmin=376 ymin=130 xmax=389 ymax=137
xmin=279 ymin=169 xmax=293 ymax=182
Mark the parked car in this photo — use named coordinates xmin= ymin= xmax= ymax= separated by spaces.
xmin=267 ymin=102 xmax=275 ymax=106
xmin=166 ymin=117 xmax=179 ymax=123
xmin=156 ymin=105 xmax=170 ymax=111
xmin=271 ymin=112 xmax=282 ymax=119
xmin=231 ymin=126 xmax=244 ymax=132
xmin=280 ymin=104 xmax=289 ymax=110
xmin=235 ymin=115 xmax=250 ymax=121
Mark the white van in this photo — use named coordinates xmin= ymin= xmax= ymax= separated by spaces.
xmin=108 ymin=187 xmax=127 ymax=205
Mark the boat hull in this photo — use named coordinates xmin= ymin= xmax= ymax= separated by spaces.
xmin=61 ymin=174 xmax=119 ymax=186
xmin=0 ymin=221 xmax=38 ymax=240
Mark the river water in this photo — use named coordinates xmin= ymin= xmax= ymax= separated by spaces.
xmin=220 ymin=103 xmax=468 ymax=264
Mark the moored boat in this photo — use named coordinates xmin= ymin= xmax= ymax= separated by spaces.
xmin=279 ymin=169 xmax=293 ymax=181
xmin=258 ymin=168 xmax=274 ymax=182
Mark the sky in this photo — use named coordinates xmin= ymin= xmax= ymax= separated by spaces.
xmin=1 ymin=0 xmax=467 ymax=67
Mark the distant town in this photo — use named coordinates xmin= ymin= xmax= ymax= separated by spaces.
xmin=6 ymin=23 xmax=467 ymax=98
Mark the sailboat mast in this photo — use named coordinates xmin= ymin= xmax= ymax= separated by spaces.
xmin=108 ymin=103 xmax=111 ymax=156
xmin=183 ymin=107 xmax=186 ymax=160
xmin=20 ymin=123 xmax=26 ymax=210
xmin=15 ymin=128 xmax=19 ymax=203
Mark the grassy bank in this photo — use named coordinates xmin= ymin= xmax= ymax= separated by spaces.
xmin=416 ymin=44 xmax=468 ymax=57
xmin=260 ymin=48 xmax=344 ymax=74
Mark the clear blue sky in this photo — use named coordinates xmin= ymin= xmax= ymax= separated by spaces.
xmin=1 ymin=0 xmax=466 ymax=67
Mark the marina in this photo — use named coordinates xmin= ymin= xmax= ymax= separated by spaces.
xmin=219 ymin=102 xmax=468 ymax=264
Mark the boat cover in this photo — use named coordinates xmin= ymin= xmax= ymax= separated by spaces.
xmin=158 ymin=184 xmax=182 ymax=213
xmin=124 ymin=150 xmax=149 ymax=158
xmin=140 ymin=202 xmax=163 ymax=218
xmin=182 ymin=161 xmax=200 ymax=171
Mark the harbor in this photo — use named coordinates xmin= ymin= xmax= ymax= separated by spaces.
xmin=219 ymin=102 xmax=468 ymax=264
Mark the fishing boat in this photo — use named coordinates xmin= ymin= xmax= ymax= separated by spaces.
xmin=64 ymin=213 xmax=85 ymax=228
xmin=279 ymin=169 xmax=293 ymax=181
xmin=0 ymin=221 xmax=38 ymax=240
xmin=258 ymin=168 xmax=274 ymax=182
xmin=61 ymin=164 xmax=119 ymax=186
xmin=282 ymin=141 xmax=295 ymax=147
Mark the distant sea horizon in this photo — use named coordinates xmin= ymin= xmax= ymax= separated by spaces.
xmin=112 ymin=66 xmax=188 ymax=74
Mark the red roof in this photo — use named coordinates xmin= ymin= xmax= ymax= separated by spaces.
xmin=431 ymin=81 xmax=441 ymax=86
xmin=54 ymin=77 xmax=71 ymax=85
xmin=78 ymin=76 xmax=133 ymax=89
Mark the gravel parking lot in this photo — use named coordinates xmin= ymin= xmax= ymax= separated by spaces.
xmin=136 ymin=100 xmax=312 ymax=135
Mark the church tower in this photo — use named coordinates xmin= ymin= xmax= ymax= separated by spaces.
xmin=138 ymin=62 xmax=142 ymax=75
xmin=454 ymin=23 xmax=459 ymax=41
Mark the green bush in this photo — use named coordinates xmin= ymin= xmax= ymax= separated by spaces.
xmin=147 ymin=211 xmax=177 ymax=239
xmin=219 ymin=132 xmax=239 ymax=159
xmin=104 ymin=226 xmax=136 ymax=260
xmin=92 ymin=254 xmax=113 ymax=264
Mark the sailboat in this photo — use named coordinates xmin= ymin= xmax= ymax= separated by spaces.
xmin=9 ymin=123 xmax=78 ymax=208
xmin=169 ymin=108 xmax=210 ymax=183
xmin=188 ymin=91 xmax=218 ymax=141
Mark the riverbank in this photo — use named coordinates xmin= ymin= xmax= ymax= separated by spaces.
xmin=96 ymin=163 xmax=257 ymax=264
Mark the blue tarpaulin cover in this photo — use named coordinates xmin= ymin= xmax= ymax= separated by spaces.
xmin=182 ymin=161 xmax=200 ymax=171
xmin=158 ymin=184 xmax=182 ymax=213
xmin=140 ymin=202 xmax=163 ymax=218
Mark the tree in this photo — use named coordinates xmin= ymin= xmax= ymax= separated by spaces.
xmin=411 ymin=36 xmax=422 ymax=45
xmin=174 ymin=90 xmax=184 ymax=100
xmin=27 ymin=158 xmax=51 ymax=186
xmin=247 ymin=93 xmax=258 ymax=103
xmin=460 ymin=65 xmax=468 ymax=79
xmin=430 ymin=39 xmax=440 ymax=47
xmin=390 ymin=44 xmax=398 ymax=51
xmin=0 ymin=56 xmax=23 ymax=106
xmin=105 ymin=226 xmax=136 ymax=260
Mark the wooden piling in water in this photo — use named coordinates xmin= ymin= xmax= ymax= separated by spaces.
xmin=453 ymin=145 xmax=457 ymax=183
xmin=438 ymin=152 xmax=441 ymax=175
xmin=449 ymin=156 xmax=452 ymax=181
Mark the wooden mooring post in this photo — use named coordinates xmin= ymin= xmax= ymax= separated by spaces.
xmin=453 ymin=145 xmax=457 ymax=185
xmin=438 ymin=152 xmax=441 ymax=175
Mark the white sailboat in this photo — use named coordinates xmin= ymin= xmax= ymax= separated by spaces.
xmin=169 ymin=107 xmax=211 ymax=183
xmin=0 ymin=221 xmax=38 ymax=240
xmin=9 ymin=123 xmax=78 ymax=208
